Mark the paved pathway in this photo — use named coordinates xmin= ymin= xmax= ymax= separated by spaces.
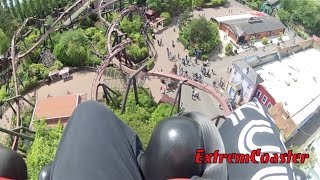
xmin=0 ymin=71 xmax=96 ymax=143
xmin=145 ymin=0 xmax=305 ymax=120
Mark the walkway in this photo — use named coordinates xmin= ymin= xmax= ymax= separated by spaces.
xmin=0 ymin=71 xmax=96 ymax=143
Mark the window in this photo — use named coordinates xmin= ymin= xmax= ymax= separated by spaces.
xmin=262 ymin=95 xmax=268 ymax=104
xmin=256 ymin=90 xmax=262 ymax=98
xmin=267 ymin=102 xmax=272 ymax=110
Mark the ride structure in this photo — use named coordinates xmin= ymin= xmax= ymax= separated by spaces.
xmin=0 ymin=0 xmax=233 ymax=152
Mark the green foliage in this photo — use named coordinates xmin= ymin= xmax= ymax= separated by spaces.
xmin=120 ymin=15 xmax=143 ymax=35
xmin=26 ymin=120 xmax=63 ymax=180
xmin=49 ymin=60 xmax=64 ymax=71
xmin=276 ymin=9 xmax=291 ymax=26
xmin=193 ymin=0 xmax=204 ymax=7
xmin=289 ymin=146 xmax=318 ymax=169
xmin=85 ymin=27 xmax=107 ymax=55
xmin=209 ymin=0 xmax=226 ymax=6
xmin=245 ymin=0 xmax=263 ymax=11
xmin=127 ymin=44 xmax=149 ymax=63
xmin=178 ymin=10 xmax=192 ymax=27
xmin=149 ymin=103 xmax=175 ymax=125
xmin=0 ymin=86 xmax=8 ymax=103
xmin=262 ymin=37 xmax=268 ymax=45
xmin=147 ymin=0 xmax=192 ymax=15
xmin=225 ymin=43 xmax=234 ymax=56
xmin=0 ymin=29 xmax=9 ymax=54
xmin=160 ymin=12 xmax=172 ymax=26
xmin=17 ymin=28 xmax=42 ymax=62
xmin=53 ymin=30 xmax=89 ymax=66
xmin=278 ymin=0 xmax=320 ymax=36
xmin=180 ymin=17 xmax=220 ymax=54
xmin=146 ymin=58 xmax=155 ymax=71
xmin=119 ymin=16 xmax=149 ymax=63
xmin=109 ymin=88 xmax=176 ymax=147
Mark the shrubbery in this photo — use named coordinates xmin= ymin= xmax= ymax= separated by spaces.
xmin=160 ymin=12 xmax=172 ymax=26
xmin=262 ymin=37 xmax=269 ymax=45
xmin=225 ymin=43 xmax=234 ymax=56
xmin=179 ymin=17 xmax=220 ymax=57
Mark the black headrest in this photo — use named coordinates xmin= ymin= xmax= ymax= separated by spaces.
xmin=38 ymin=163 xmax=52 ymax=180
xmin=0 ymin=145 xmax=27 ymax=180
xmin=139 ymin=115 xmax=204 ymax=180
xmin=139 ymin=112 xmax=227 ymax=180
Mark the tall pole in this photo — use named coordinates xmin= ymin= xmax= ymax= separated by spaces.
xmin=10 ymin=36 xmax=21 ymax=151
xmin=132 ymin=78 xmax=139 ymax=104
xmin=170 ymin=80 xmax=187 ymax=116
xmin=121 ymin=65 xmax=147 ymax=114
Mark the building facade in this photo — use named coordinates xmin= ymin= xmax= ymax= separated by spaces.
xmin=252 ymin=84 xmax=276 ymax=110
xmin=227 ymin=61 xmax=263 ymax=104
xmin=216 ymin=15 xmax=286 ymax=44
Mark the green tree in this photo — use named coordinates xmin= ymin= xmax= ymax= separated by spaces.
xmin=262 ymin=37 xmax=269 ymax=45
xmin=225 ymin=42 xmax=234 ymax=56
xmin=160 ymin=12 xmax=172 ymax=26
xmin=178 ymin=10 xmax=192 ymax=27
xmin=53 ymin=30 xmax=90 ymax=66
xmin=0 ymin=85 xmax=7 ymax=103
xmin=277 ymin=9 xmax=291 ymax=25
xmin=193 ymin=0 xmax=204 ymax=7
xmin=14 ymin=0 xmax=24 ymax=19
xmin=8 ymin=0 xmax=18 ymax=18
xmin=0 ymin=28 xmax=9 ymax=54
xmin=149 ymin=103 xmax=175 ymax=125
xmin=180 ymin=17 xmax=220 ymax=53
xmin=26 ymin=120 xmax=63 ymax=180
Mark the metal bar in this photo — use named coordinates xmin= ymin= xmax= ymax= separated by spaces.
xmin=132 ymin=78 xmax=139 ymax=104
xmin=20 ymin=96 xmax=34 ymax=107
xmin=121 ymin=65 xmax=147 ymax=114
xmin=12 ymin=126 xmax=35 ymax=134
xmin=177 ymin=84 xmax=183 ymax=114
xmin=7 ymin=101 xmax=16 ymax=115
xmin=170 ymin=86 xmax=180 ymax=116
xmin=4 ymin=95 xmax=21 ymax=102
xmin=0 ymin=127 xmax=34 ymax=141
xmin=121 ymin=80 xmax=132 ymax=114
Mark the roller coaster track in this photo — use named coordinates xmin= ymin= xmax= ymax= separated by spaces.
xmin=91 ymin=39 xmax=131 ymax=101
xmin=92 ymin=5 xmax=232 ymax=117
xmin=8 ymin=0 xmax=101 ymax=151
xmin=107 ymin=5 xmax=139 ymax=52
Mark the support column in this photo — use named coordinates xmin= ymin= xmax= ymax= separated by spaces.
xmin=121 ymin=80 xmax=132 ymax=114
xmin=121 ymin=65 xmax=147 ymax=114
xmin=7 ymin=101 xmax=16 ymax=115
xmin=170 ymin=80 xmax=187 ymax=116
xmin=132 ymin=78 xmax=139 ymax=104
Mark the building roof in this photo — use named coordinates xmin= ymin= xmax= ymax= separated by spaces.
xmin=32 ymin=94 xmax=79 ymax=120
xmin=214 ymin=13 xmax=256 ymax=23
xmin=285 ymin=106 xmax=320 ymax=148
xmin=220 ymin=16 xmax=285 ymax=37
xmin=255 ymin=48 xmax=320 ymax=125
xmin=233 ymin=61 xmax=264 ymax=85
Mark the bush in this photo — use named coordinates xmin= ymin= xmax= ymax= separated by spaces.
xmin=262 ymin=37 xmax=269 ymax=45
xmin=202 ymin=54 xmax=209 ymax=60
xmin=179 ymin=35 xmax=189 ymax=48
xmin=225 ymin=43 xmax=234 ymax=56
xmin=160 ymin=12 xmax=172 ymax=26
xmin=146 ymin=58 xmax=155 ymax=71
xmin=53 ymin=30 xmax=89 ymax=66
